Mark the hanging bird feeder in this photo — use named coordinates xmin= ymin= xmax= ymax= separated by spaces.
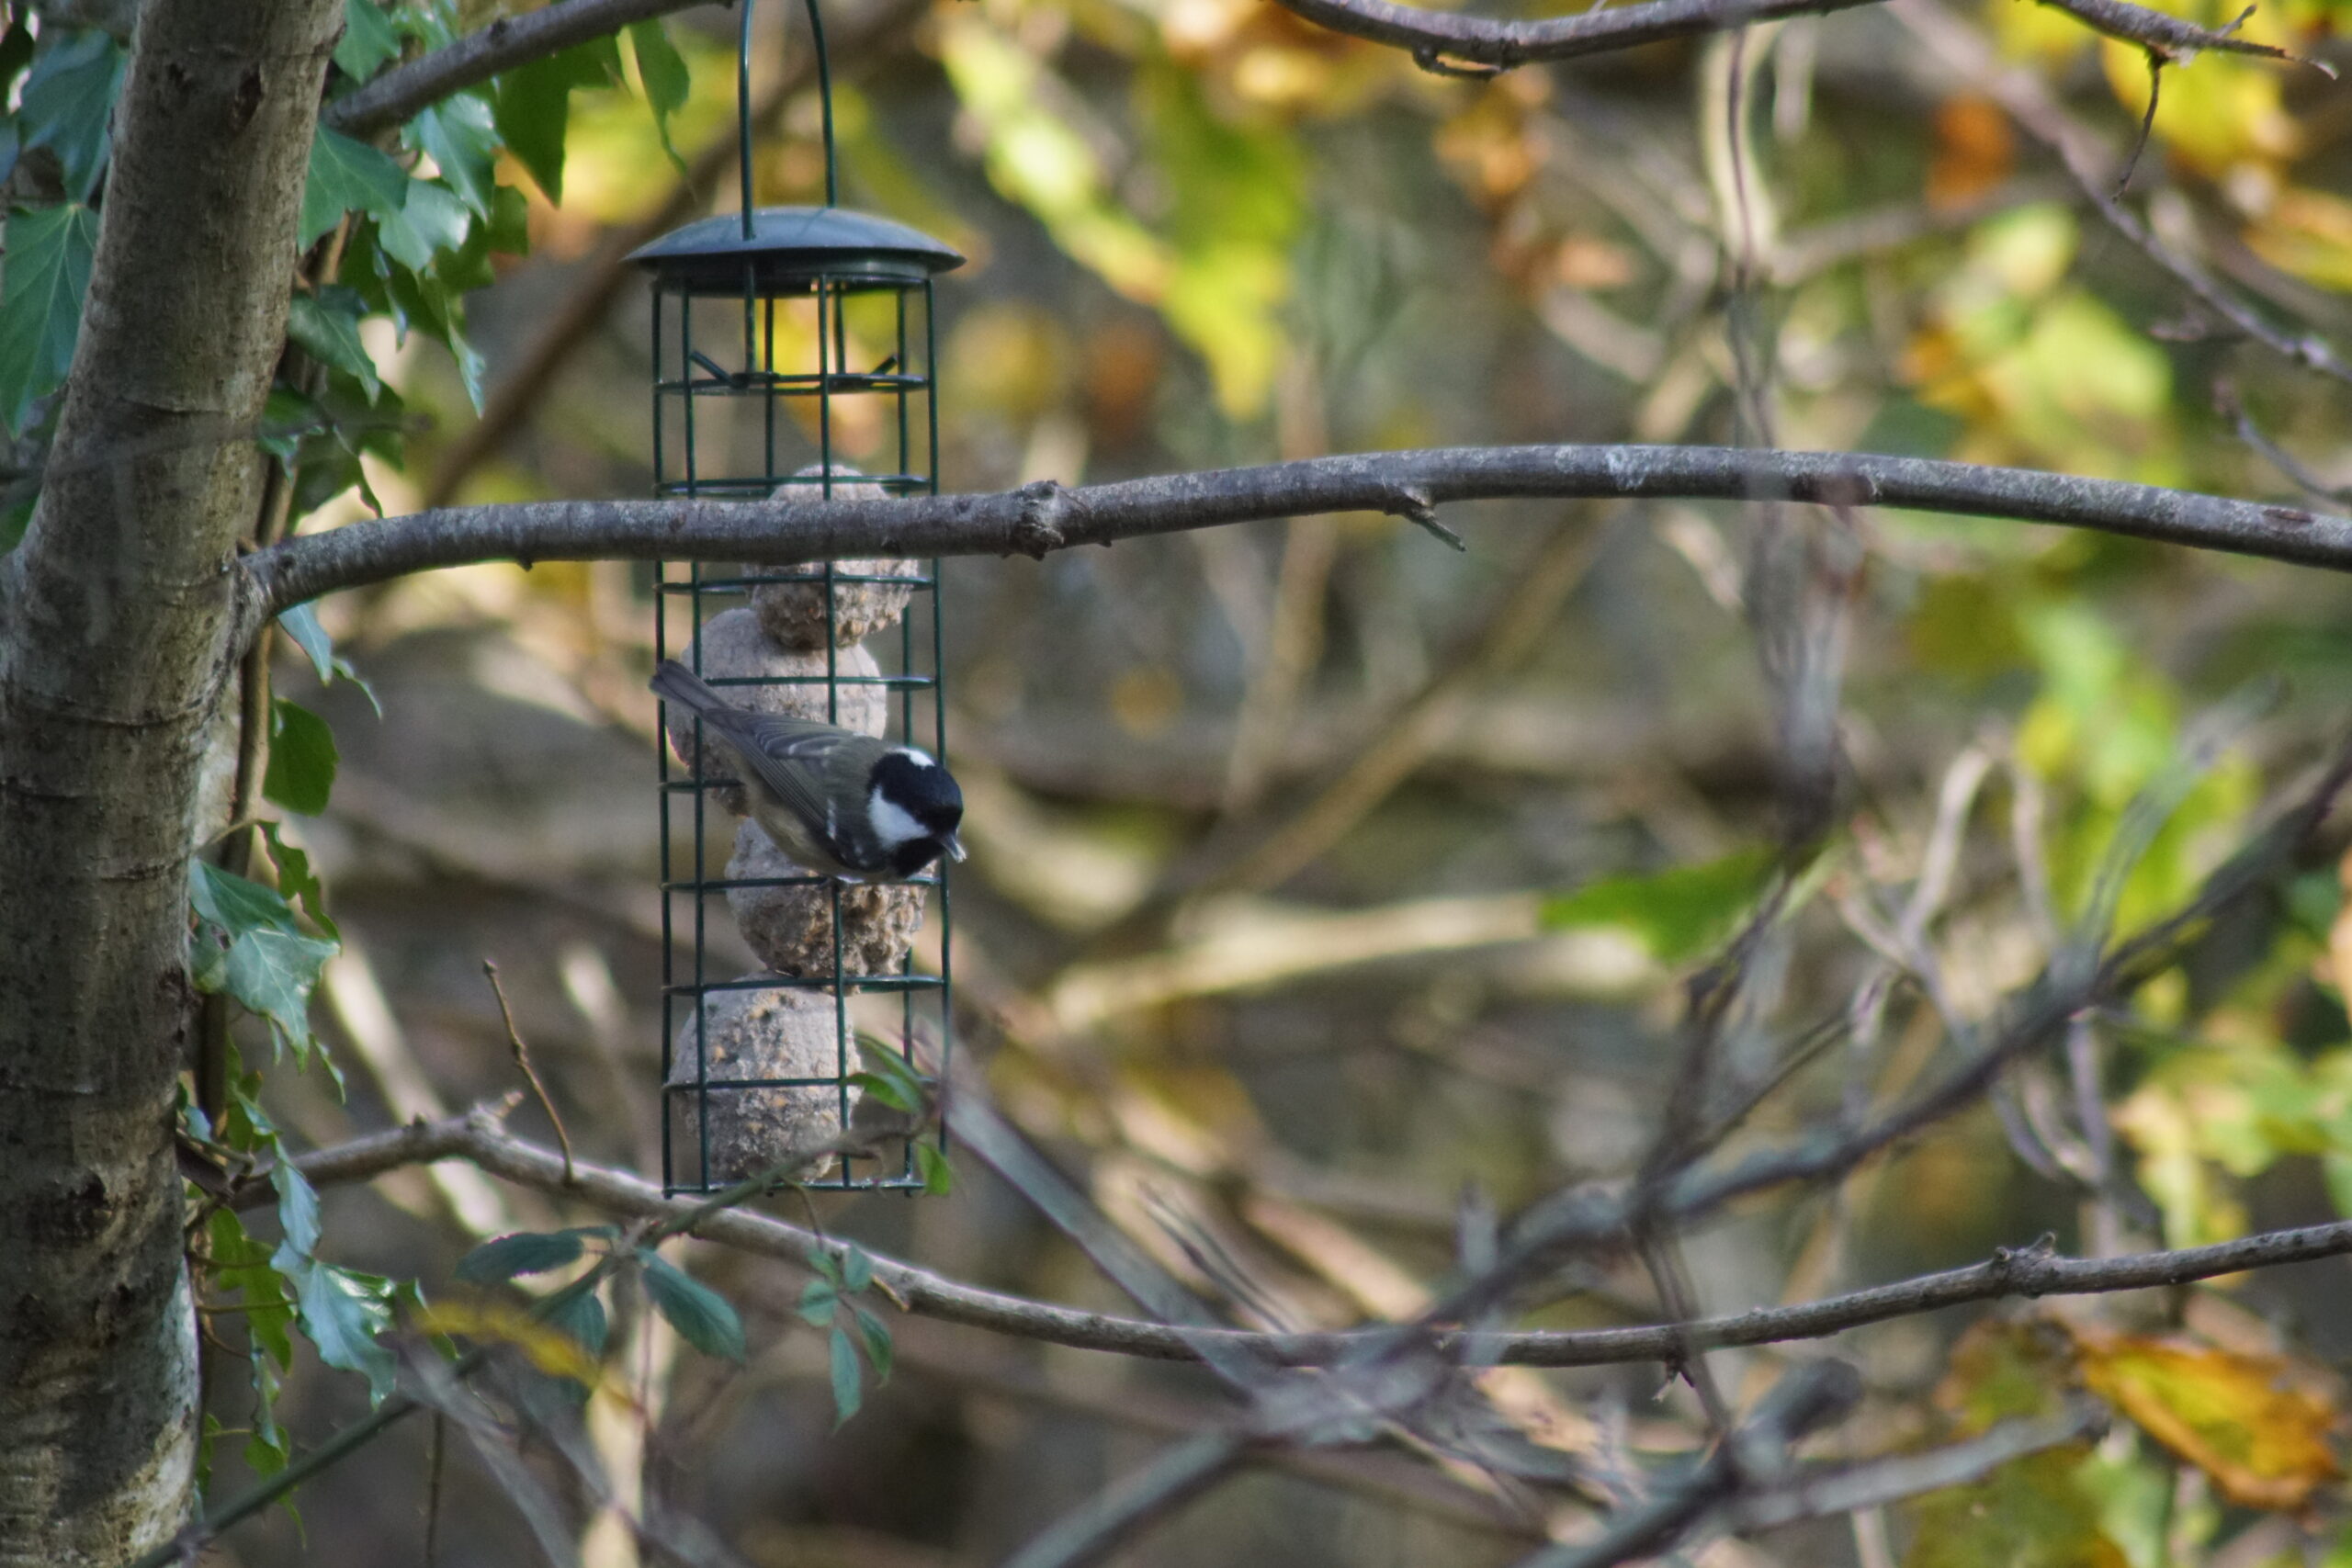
xmin=634 ymin=0 xmax=961 ymax=1194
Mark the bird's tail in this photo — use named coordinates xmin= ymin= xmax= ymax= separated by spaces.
xmin=649 ymin=658 xmax=729 ymax=716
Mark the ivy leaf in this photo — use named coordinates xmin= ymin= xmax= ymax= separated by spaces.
xmin=627 ymin=21 xmax=690 ymax=170
xmin=0 ymin=202 xmax=98 ymax=437
xmin=277 ymin=602 xmax=337 ymax=683
xmin=829 ymin=1325 xmax=864 ymax=1426
xmin=288 ymin=1259 xmax=399 ymax=1404
xmin=262 ymin=699 xmax=338 ymax=817
xmin=272 ymin=1159 xmax=322 ymax=1259
xmin=492 ymin=37 xmax=621 ymax=204
xmin=334 ymin=0 xmax=401 ymax=84
xmin=225 ymin=929 xmax=340 ymax=1059
xmin=456 ymin=1230 xmax=587 ymax=1285
xmin=259 ymin=823 xmax=339 ymax=944
xmin=286 ymin=290 xmax=380 ymax=403
xmin=639 ymin=1252 xmax=745 ymax=1362
xmin=407 ymin=90 xmax=500 ymax=217
xmin=377 ymin=179 xmax=470 ymax=273
xmin=301 ymin=127 xmax=408 ymax=250
xmin=189 ymin=861 xmax=303 ymax=939
xmin=208 ymin=1209 xmax=297 ymax=1369
xmin=20 ymin=30 xmax=126 ymax=202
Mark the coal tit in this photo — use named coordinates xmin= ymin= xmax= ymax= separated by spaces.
xmin=650 ymin=660 xmax=966 ymax=880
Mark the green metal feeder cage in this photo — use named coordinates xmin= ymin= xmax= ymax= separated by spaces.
xmin=635 ymin=0 xmax=962 ymax=1195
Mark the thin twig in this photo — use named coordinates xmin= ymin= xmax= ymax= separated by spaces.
xmin=483 ymin=960 xmax=575 ymax=1183
xmin=2116 ymin=51 xmax=2165 ymax=199
xmin=998 ymin=1435 xmax=1249 ymax=1568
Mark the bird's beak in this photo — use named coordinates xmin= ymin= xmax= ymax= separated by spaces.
xmin=944 ymin=832 xmax=967 ymax=863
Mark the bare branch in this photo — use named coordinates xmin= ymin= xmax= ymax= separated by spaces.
xmin=244 ymin=446 xmax=2352 ymax=627
xmin=1263 ymin=0 xmax=2316 ymax=76
xmin=2031 ymin=0 xmax=2308 ymax=67
xmin=322 ymin=0 xmax=707 ymax=141
xmin=268 ymin=1108 xmax=2352 ymax=1370
xmin=998 ymin=1435 xmax=1249 ymax=1568
xmin=1265 ymin=0 xmax=1882 ymax=73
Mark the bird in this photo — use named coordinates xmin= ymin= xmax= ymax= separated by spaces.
xmin=650 ymin=659 xmax=966 ymax=880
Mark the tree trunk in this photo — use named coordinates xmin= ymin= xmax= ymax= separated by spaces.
xmin=0 ymin=0 xmax=339 ymax=1559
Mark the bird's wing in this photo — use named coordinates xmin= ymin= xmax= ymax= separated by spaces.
xmin=707 ymin=713 xmax=865 ymax=840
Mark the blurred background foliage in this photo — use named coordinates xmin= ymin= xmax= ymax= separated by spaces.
xmin=18 ymin=0 xmax=2352 ymax=1553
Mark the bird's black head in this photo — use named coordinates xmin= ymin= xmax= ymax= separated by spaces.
xmin=866 ymin=747 xmax=965 ymax=877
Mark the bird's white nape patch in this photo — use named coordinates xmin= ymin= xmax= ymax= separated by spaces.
xmin=893 ymin=746 xmax=935 ymax=769
xmin=868 ymin=785 xmax=929 ymax=849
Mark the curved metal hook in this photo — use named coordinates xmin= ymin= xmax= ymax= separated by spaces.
xmin=737 ymin=0 xmax=839 ymax=239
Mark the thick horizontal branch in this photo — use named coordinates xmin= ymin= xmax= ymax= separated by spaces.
xmin=1263 ymin=0 xmax=2308 ymax=73
xmin=323 ymin=0 xmax=709 ymax=140
xmin=1266 ymin=0 xmax=1880 ymax=70
xmin=243 ymin=446 xmax=2352 ymax=626
xmin=276 ymin=1110 xmax=2352 ymax=1369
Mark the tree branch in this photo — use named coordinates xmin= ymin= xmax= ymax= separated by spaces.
xmin=270 ymin=1109 xmax=2352 ymax=1369
xmin=243 ymin=446 xmax=2352 ymax=627
xmin=1263 ymin=0 xmax=2315 ymax=74
xmin=1265 ymin=0 xmax=1883 ymax=72
xmin=322 ymin=0 xmax=711 ymax=140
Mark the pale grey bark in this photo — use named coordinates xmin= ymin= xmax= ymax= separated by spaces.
xmin=0 ymin=0 xmax=343 ymax=1560
xmin=243 ymin=446 xmax=2352 ymax=628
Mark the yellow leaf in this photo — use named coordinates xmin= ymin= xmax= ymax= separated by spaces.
xmin=413 ymin=1299 xmax=606 ymax=1389
xmin=2071 ymin=1329 xmax=2343 ymax=1510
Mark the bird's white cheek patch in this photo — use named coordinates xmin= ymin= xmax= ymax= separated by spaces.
xmin=868 ymin=789 xmax=928 ymax=848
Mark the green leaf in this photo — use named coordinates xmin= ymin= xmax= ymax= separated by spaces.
xmin=1540 ymin=848 xmax=1776 ymax=964
xmin=841 ymin=1245 xmax=873 ymax=1294
xmin=377 ymin=178 xmax=470 ymax=272
xmin=285 ymin=290 xmax=381 ymax=403
xmin=845 ymin=1071 xmax=915 ymax=1113
xmin=543 ymin=1285 xmax=609 ymax=1360
xmin=828 ymin=1325 xmax=863 ymax=1426
xmin=288 ymin=1259 xmax=399 ymax=1404
xmin=0 ymin=202 xmax=98 ymax=436
xmin=639 ymin=1252 xmax=745 ymax=1361
xmin=797 ymin=1278 xmax=839 ymax=1326
xmin=335 ymin=0 xmax=401 ymax=83
xmin=851 ymin=1303 xmax=894 ymax=1382
xmin=208 ymin=1207 xmax=296 ymax=1369
xmin=915 ymin=1142 xmax=953 ymax=1196
xmin=260 ymin=822 xmax=340 ymax=944
xmin=627 ymin=20 xmax=690 ymax=169
xmin=223 ymin=929 xmax=339 ymax=1055
xmin=457 ymin=1230 xmax=586 ymax=1284
xmin=263 ymin=699 xmax=338 ymax=817
xmin=492 ymin=37 xmax=620 ymax=204
xmin=272 ymin=1159 xmax=322 ymax=1258
xmin=189 ymin=861 xmax=303 ymax=939
xmin=301 ymin=127 xmax=409 ymax=250
xmin=405 ymin=90 xmax=500 ymax=217
xmin=277 ymin=602 xmax=337 ymax=682
xmin=20 ymin=31 xmax=126 ymax=202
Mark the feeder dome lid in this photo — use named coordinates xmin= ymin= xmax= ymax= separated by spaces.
xmin=630 ymin=207 xmax=965 ymax=293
